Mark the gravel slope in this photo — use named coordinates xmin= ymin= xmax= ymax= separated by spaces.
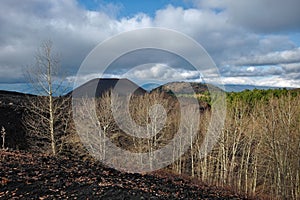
xmin=0 ymin=150 xmax=254 ymax=200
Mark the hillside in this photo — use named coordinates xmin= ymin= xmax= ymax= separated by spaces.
xmin=69 ymin=78 xmax=147 ymax=98
xmin=0 ymin=91 xmax=29 ymax=150
xmin=0 ymin=150 xmax=252 ymax=199
xmin=152 ymin=82 xmax=212 ymax=94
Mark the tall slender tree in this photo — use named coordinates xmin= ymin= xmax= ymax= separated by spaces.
xmin=24 ymin=40 xmax=70 ymax=155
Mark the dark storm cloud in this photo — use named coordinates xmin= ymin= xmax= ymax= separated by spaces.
xmin=226 ymin=0 xmax=300 ymax=33
xmin=195 ymin=0 xmax=300 ymax=33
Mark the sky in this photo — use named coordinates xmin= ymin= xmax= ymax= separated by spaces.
xmin=0 ymin=0 xmax=300 ymax=93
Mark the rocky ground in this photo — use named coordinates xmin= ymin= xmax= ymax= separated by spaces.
xmin=0 ymin=91 xmax=30 ymax=150
xmin=0 ymin=150 xmax=255 ymax=200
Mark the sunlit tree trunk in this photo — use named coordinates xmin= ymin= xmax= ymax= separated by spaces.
xmin=24 ymin=40 xmax=70 ymax=156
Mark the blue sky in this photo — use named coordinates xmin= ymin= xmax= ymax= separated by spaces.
xmin=77 ymin=0 xmax=191 ymax=17
xmin=0 ymin=0 xmax=300 ymax=93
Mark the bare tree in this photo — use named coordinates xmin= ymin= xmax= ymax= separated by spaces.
xmin=1 ymin=126 xmax=6 ymax=150
xmin=258 ymin=92 xmax=300 ymax=199
xmin=24 ymin=40 xmax=70 ymax=156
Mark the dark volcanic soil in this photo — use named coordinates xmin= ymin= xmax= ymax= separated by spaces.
xmin=0 ymin=150 xmax=252 ymax=200
xmin=0 ymin=91 xmax=29 ymax=150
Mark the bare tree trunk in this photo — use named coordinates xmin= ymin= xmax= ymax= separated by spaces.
xmin=1 ymin=126 xmax=6 ymax=150
xmin=46 ymin=45 xmax=56 ymax=156
xmin=24 ymin=40 xmax=70 ymax=156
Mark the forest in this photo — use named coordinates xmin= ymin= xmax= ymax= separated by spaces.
xmin=55 ymin=88 xmax=299 ymax=199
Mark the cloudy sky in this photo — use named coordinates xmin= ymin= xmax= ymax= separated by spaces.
xmin=0 ymin=0 xmax=300 ymax=93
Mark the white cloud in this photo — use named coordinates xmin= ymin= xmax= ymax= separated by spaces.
xmin=256 ymin=77 xmax=300 ymax=88
xmin=123 ymin=63 xmax=202 ymax=82
xmin=220 ymin=77 xmax=255 ymax=85
xmin=246 ymin=67 xmax=255 ymax=72
xmin=67 ymin=63 xmax=203 ymax=88
xmin=232 ymin=48 xmax=300 ymax=66
xmin=0 ymin=0 xmax=299 ymax=89
xmin=210 ymin=76 xmax=300 ymax=88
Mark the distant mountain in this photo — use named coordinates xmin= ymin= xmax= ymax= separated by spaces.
xmin=0 ymin=83 xmax=34 ymax=95
xmin=1 ymin=80 xmax=295 ymax=97
xmin=224 ymin=84 xmax=294 ymax=92
xmin=141 ymin=83 xmax=163 ymax=91
xmin=153 ymin=82 xmax=296 ymax=93
xmin=0 ymin=83 xmax=72 ymax=96
xmin=69 ymin=78 xmax=147 ymax=98
xmin=0 ymin=90 xmax=28 ymax=97
xmin=151 ymin=81 xmax=222 ymax=94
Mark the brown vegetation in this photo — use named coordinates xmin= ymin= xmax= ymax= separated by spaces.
xmin=69 ymin=88 xmax=300 ymax=199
